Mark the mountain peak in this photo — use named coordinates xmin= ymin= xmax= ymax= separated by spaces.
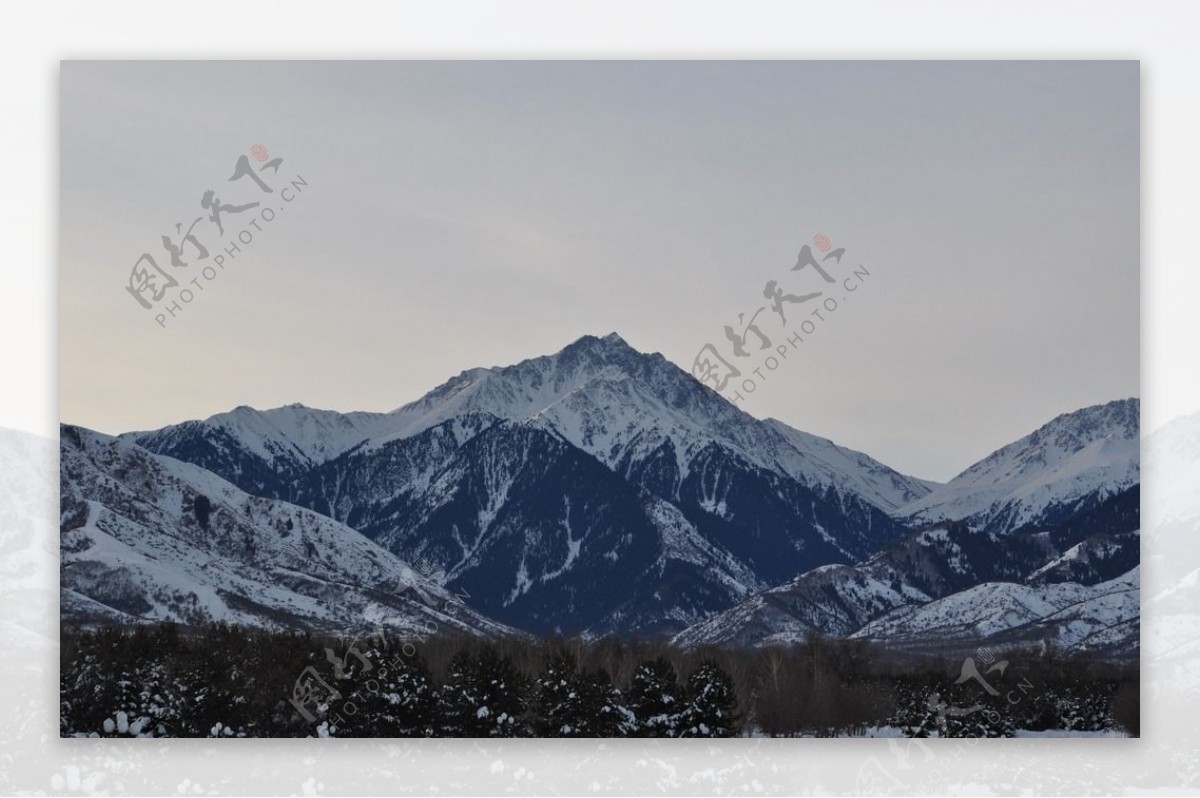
xmin=901 ymin=396 xmax=1140 ymax=533
xmin=540 ymin=332 xmax=655 ymax=383
xmin=558 ymin=331 xmax=636 ymax=357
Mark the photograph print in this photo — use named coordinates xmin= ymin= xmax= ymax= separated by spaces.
xmin=59 ymin=60 xmax=1140 ymax=738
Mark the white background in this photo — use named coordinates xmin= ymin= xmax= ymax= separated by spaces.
xmin=2 ymin=1 xmax=1198 ymax=794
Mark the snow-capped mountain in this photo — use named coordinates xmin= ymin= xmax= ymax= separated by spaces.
xmin=283 ymin=421 xmax=908 ymax=637
xmin=376 ymin=334 xmax=937 ymax=513
xmin=900 ymin=398 xmax=1139 ymax=534
xmin=851 ymin=567 xmax=1139 ymax=656
xmin=76 ymin=334 xmax=1138 ymax=650
xmin=672 ymin=562 xmax=933 ymax=648
xmin=124 ymin=405 xmax=398 ymax=497
xmin=288 ymin=413 xmax=779 ymax=636
xmin=673 ymin=416 xmax=1140 ymax=654
xmin=128 ymin=334 xmax=934 ymax=515
xmin=1026 ymin=484 xmax=1139 ymax=586
xmin=120 ymin=333 xmax=932 ymax=637
xmin=61 ymin=425 xmax=515 ymax=639
xmin=674 ymin=530 xmax=1139 ymax=656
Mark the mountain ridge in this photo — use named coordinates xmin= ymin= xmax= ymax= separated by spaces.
xmin=65 ymin=333 xmax=1138 ymax=650
xmin=124 ymin=335 xmax=940 ymax=520
xmin=900 ymin=397 xmax=1138 ymax=534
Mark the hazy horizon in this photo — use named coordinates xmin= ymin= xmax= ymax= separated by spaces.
xmin=60 ymin=61 xmax=1139 ymax=481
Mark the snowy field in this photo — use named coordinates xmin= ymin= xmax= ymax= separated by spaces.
xmin=742 ymin=726 xmax=1131 ymax=738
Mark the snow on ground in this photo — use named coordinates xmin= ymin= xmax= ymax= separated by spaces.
xmin=1012 ymin=729 xmax=1129 ymax=738
xmin=740 ymin=726 xmax=1128 ymax=738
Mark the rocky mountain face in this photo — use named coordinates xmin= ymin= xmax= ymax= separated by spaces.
xmin=901 ymin=398 xmax=1139 ymax=534
xmin=60 ymin=425 xmax=515 ymax=638
xmin=113 ymin=334 xmax=924 ymax=637
xmin=673 ymin=401 xmax=1140 ymax=657
xmin=62 ymin=334 xmax=1139 ymax=654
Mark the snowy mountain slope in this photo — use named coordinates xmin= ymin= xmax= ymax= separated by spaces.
xmin=290 ymin=417 xmax=824 ymax=637
xmin=1145 ymin=410 xmax=1200 ymax=523
xmin=378 ymin=333 xmax=936 ymax=514
xmin=861 ymin=522 xmax=1057 ymax=599
xmin=761 ymin=420 xmax=938 ymax=512
xmin=90 ymin=337 xmax=1138 ymax=649
xmin=123 ymin=405 xmax=400 ymax=497
xmin=0 ymin=428 xmax=56 ymax=641
xmin=854 ymin=581 xmax=1088 ymax=641
xmin=1142 ymin=411 xmax=1200 ymax=690
xmin=1128 ymin=411 xmax=1200 ymax=702
xmin=853 ymin=567 xmax=1139 ymax=655
xmin=900 ymin=398 xmax=1139 ymax=534
xmin=60 ymin=425 xmax=515 ymax=639
xmin=1027 ymin=530 xmax=1140 ymax=586
xmin=130 ymin=334 xmax=934 ymax=519
xmin=673 ymin=482 xmax=1141 ymax=651
xmin=1028 ymin=569 xmax=1139 ymax=653
xmin=672 ymin=563 xmax=932 ymax=647
xmin=671 ymin=519 xmax=1044 ymax=648
xmin=675 ymin=554 xmax=1138 ymax=656
xmin=119 ymin=333 xmax=929 ymax=637
xmin=1143 ymin=412 xmax=1200 ymax=588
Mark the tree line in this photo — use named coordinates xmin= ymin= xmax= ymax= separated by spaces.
xmin=60 ymin=624 xmax=1138 ymax=738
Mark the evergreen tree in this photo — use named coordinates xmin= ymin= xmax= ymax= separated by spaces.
xmin=627 ymin=656 xmax=683 ymax=737
xmin=338 ymin=646 xmax=436 ymax=737
xmin=62 ymin=655 xmax=183 ymax=738
xmin=678 ymin=659 xmax=739 ymax=737
xmin=533 ymin=653 xmax=586 ymax=736
xmin=61 ymin=625 xmax=185 ymax=738
xmin=172 ymin=622 xmax=266 ymax=737
xmin=533 ymin=653 xmax=635 ymax=737
xmin=437 ymin=647 xmax=529 ymax=737
xmin=579 ymin=667 xmax=637 ymax=737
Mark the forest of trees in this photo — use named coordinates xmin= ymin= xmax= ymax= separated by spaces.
xmin=59 ymin=624 xmax=1138 ymax=738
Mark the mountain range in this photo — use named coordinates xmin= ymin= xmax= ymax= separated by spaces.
xmin=60 ymin=333 xmax=1140 ymax=655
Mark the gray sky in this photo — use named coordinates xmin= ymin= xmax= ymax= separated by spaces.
xmin=60 ymin=61 xmax=1139 ymax=482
